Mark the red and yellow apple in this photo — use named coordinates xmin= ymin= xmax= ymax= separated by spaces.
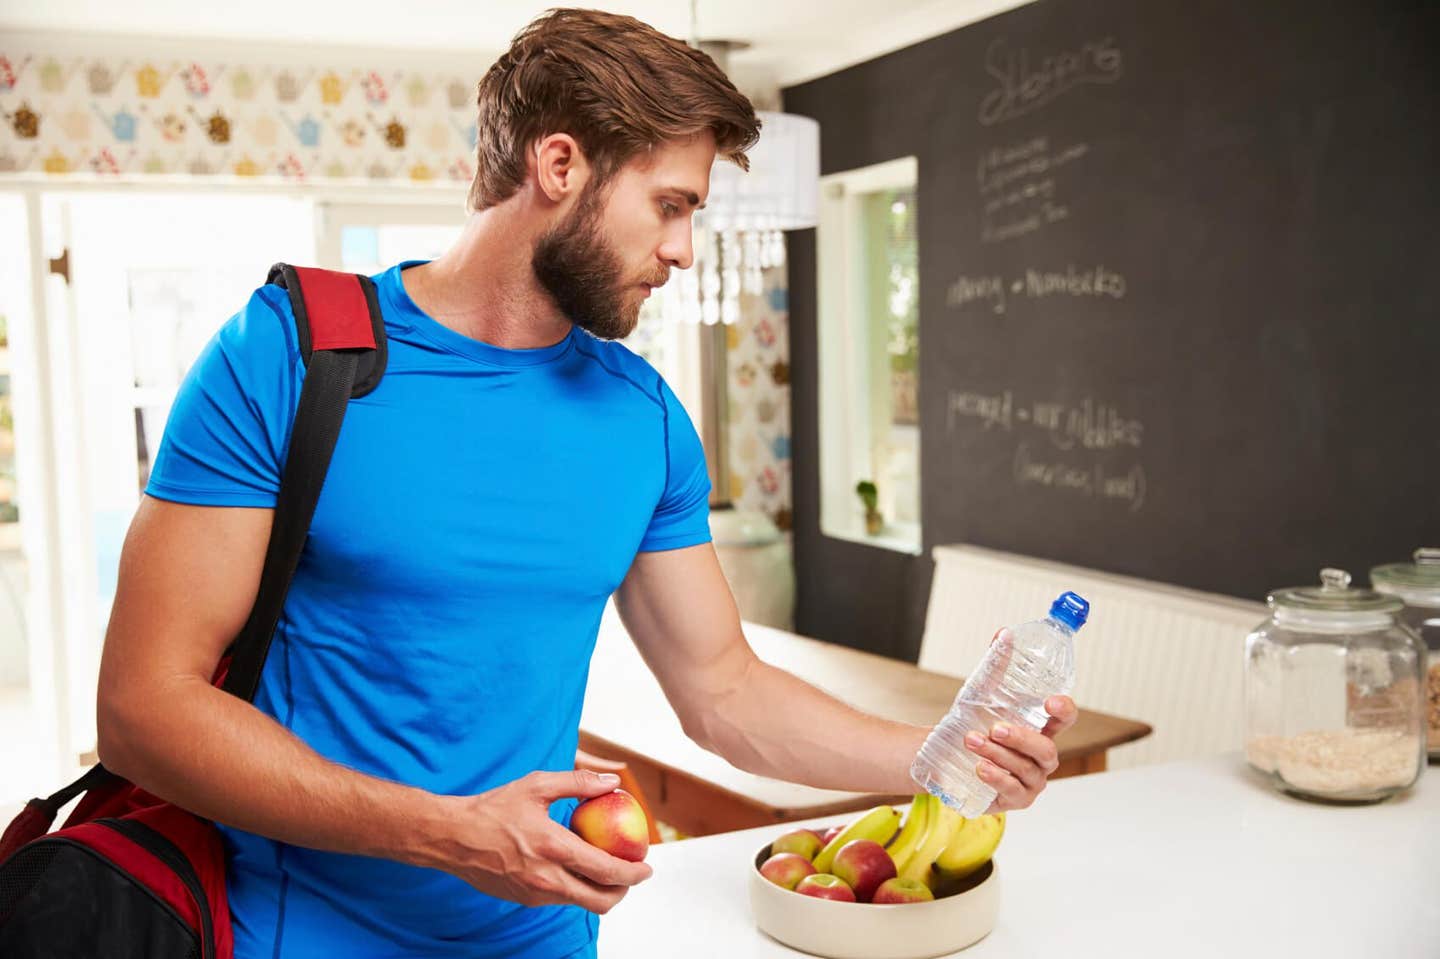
xmin=770 ymin=828 xmax=824 ymax=861
xmin=831 ymin=839 xmax=897 ymax=903
xmin=759 ymin=852 xmax=817 ymax=890
xmin=794 ymin=873 xmax=857 ymax=902
xmin=820 ymin=824 xmax=845 ymax=846
xmin=872 ymin=876 xmax=934 ymax=904
xmin=569 ymin=789 xmax=650 ymax=862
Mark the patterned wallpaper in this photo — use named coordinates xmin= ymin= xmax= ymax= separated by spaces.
xmin=726 ymin=270 xmax=792 ymax=533
xmin=0 ymin=48 xmax=478 ymax=182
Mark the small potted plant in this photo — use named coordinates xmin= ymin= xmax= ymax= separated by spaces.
xmin=855 ymin=480 xmax=883 ymax=536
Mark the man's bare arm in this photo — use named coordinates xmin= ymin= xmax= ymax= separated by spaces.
xmin=613 ymin=543 xmax=1076 ymax=809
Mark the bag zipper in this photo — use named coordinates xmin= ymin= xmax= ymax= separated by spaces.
xmin=96 ymin=817 xmax=216 ymax=959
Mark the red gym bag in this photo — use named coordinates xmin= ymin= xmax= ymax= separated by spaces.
xmin=0 ymin=264 xmax=387 ymax=958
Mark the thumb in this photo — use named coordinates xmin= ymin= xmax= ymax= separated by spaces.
xmin=531 ymin=768 xmax=622 ymax=803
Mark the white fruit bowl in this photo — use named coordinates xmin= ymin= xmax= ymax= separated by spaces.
xmin=747 ymin=842 xmax=1001 ymax=959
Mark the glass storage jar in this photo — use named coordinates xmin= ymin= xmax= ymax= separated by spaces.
xmin=1370 ymin=547 xmax=1440 ymax=761
xmin=1244 ymin=568 xmax=1426 ymax=803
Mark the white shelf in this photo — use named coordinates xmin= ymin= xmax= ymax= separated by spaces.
xmin=821 ymin=518 xmax=922 ymax=555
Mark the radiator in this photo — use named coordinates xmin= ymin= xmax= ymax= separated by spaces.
xmin=918 ymin=544 xmax=1267 ymax=769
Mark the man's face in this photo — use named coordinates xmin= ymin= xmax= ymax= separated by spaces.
xmin=532 ymin=133 xmax=715 ymax=340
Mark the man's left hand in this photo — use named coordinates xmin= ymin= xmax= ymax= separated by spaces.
xmin=961 ymin=695 xmax=1078 ymax=812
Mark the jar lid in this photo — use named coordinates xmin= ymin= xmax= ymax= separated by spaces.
xmin=1268 ymin=568 xmax=1401 ymax=629
xmin=1370 ymin=548 xmax=1440 ymax=607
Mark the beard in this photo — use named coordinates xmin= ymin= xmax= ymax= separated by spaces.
xmin=532 ymin=187 xmax=665 ymax=341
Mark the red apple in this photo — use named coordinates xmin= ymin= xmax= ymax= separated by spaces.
xmin=759 ymin=852 xmax=817 ymax=890
xmin=770 ymin=828 xmax=824 ymax=861
xmin=794 ymin=873 xmax=857 ymax=902
xmin=872 ymin=876 xmax=935 ymax=904
xmin=569 ymin=789 xmax=650 ymax=862
xmin=831 ymin=839 xmax=897 ymax=903
xmin=821 ymin=824 xmax=845 ymax=845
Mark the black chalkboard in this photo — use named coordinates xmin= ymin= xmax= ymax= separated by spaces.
xmin=786 ymin=0 xmax=1440 ymax=614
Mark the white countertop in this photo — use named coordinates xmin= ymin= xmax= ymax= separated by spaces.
xmin=598 ymin=755 xmax=1439 ymax=958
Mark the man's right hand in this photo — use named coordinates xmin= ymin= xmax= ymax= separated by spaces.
xmin=429 ymin=769 xmax=654 ymax=915
xmin=97 ymin=499 xmax=651 ymax=919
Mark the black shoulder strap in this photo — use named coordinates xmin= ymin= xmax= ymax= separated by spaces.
xmin=220 ymin=264 xmax=386 ymax=702
xmin=26 ymin=266 xmax=385 ymax=809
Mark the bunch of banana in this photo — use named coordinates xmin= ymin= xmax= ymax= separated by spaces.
xmin=882 ymin=793 xmax=933 ymax=872
xmin=882 ymin=794 xmax=1007 ymax=891
xmin=811 ymin=804 xmax=902 ymax=873
xmin=888 ymin=795 xmax=965 ymax=886
xmin=932 ymin=811 xmax=1006 ymax=886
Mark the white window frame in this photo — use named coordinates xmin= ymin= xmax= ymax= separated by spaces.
xmin=315 ymin=199 xmax=466 ymax=271
xmin=817 ymin=156 xmax=922 ymax=555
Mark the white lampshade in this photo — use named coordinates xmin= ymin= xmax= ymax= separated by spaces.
xmin=701 ymin=110 xmax=820 ymax=232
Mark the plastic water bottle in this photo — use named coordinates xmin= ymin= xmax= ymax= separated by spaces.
xmin=910 ymin=591 xmax=1089 ymax=815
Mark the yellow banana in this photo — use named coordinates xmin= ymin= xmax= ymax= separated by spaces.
xmin=895 ymin=794 xmax=941 ymax=877
xmin=811 ymin=804 xmax=901 ymax=873
xmin=884 ymin=794 xmax=933 ymax=872
xmin=898 ymin=798 xmax=963 ymax=884
xmin=933 ymin=812 xmax=1006 ymax=886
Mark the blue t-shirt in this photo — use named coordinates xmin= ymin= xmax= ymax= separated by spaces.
xmin=145 ymin=261 xmax=712 ymax=958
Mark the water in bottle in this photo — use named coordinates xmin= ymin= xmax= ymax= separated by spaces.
xmin=910 ymin=591 xmax=1089 ymax=815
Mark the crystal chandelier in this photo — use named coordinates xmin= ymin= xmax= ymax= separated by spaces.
xmin=646 ymin=9 xmax=821 ymax=327
xmin=651 ymin=109 xmax=819 ymax=327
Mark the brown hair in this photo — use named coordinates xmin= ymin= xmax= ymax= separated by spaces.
xmin=467 ymin=7 xmax=761 ymax=213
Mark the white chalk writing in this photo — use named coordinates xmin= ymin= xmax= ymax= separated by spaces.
xmin=948 ymin=389 xmax=1013 ymax=431
xmin=946 ymin=275 xmax=1008 ymax=314
xmin=947 ymin=389 xmax=1143 ymax=452
xmin=1021 ymin=265 xmax=1126 ymax=300
xmin=978 ymin=36 xmax=1123 ymax=127
xmin=977 ymin=137 xmax=1090 ymax=244
xmin=1013 ymin=444 xmax=1147 ymax=513
xmin=947 ymin=265 xmax=1128 ymax=313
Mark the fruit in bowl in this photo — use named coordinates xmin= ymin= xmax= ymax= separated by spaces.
xmin=759 ymin=852 xmax=817 ymax=891
xmin=812 ymin=804 xmax=901 ymax=873
xmin=794 ymin=873 xmax=857 ymax=902
xmin=830 ymin=839 xmax=896 ymax=902
xmin=871 ymin=877 xmax=934 ymax=904
xmin=770 ymin=828 xmax=825 ymax=861
xmin=748 ymin=797 xmax=1005 ymax=959
xmin=569 ymin=789 xmax=650 ymax=862
xmin=756 ymin=794 xmax=1006 ymax=904
xmin=932 ymin=810 xmax=1006 ymax=889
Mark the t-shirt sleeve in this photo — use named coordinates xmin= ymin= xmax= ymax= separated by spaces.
xmin=638 ymin=378 xmax=713 ymax=552
xmin=144 ymin=285 xmax=301 ymax=508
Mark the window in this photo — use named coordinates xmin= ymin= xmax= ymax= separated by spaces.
xmin=817 ymin=156 xmax=921 ymax=553
xmin=318 ymin=201 xmax=465 ymax=276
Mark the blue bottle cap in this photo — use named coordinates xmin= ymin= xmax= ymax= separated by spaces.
xmin=1049 ymin=591 xmax=1089 ymax=631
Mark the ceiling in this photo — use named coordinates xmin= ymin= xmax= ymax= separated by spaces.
xmin=0 ymin=0 xmax=1031 ymax=88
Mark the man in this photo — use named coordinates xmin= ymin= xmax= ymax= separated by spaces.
xmin=96 ymin=9 xmax=1076 ymax=958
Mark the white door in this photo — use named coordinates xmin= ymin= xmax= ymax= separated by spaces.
xmin=32 ymin=190 xmax=317 ymax=783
